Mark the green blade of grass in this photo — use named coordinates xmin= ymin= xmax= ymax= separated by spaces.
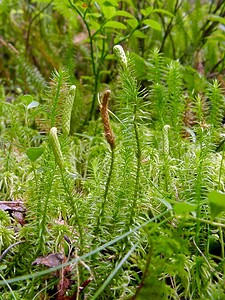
xmin=92 ymin=243 xmax=138 ymax=299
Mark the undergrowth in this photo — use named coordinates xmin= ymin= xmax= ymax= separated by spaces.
xmin=1 ymin=44 xmax=225 ymax=299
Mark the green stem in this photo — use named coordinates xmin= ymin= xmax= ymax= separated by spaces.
xmin=31 ymin=162 xmax=38 ymax=190
xmin=195 ymin=160 xmax=203 ymax=247
xmin=218 ymin=144 xmax=225 ymax=188
xmin=25 ymin=0 xmax=54 ymax=57
xmin=88 ymin=69 xmax=99 ymax=121
xmin=129 ymin=101 xmax=141 ymax=227
xmin=61 ymin=171 xmax=84 ymax=255
xmin=38 ymin=166 xmax=56 ymax=253
xmin=219 ymin=227 xmax=224 ymax=260
xmin=92 ymin=243 xmax=138 ymax=299
xmin=189 ymin=216 xmax=225 ymax=228
xmin=51 ymin=74 xmax=63 ymax=127
xmin=68 ymin=0 xmax=99 ymax=121
xmin=94 ymin=147 xmax=115 ymax=235
xmin=194 ymin=126 xmax=205 ymax=249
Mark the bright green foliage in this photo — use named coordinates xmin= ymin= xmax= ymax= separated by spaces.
xmin=45 ymin=68 xmax=70 ymax=129
xmin=207 ymin=80 xmax=225 ymax=140
xmin=113 ymin=45 xmax=128 ymax=69
xmin=1 ymin=1 xmax=225 ymax=299
xmin=208 ymin=190 xmax=225 ymax=220
xmin=0 ymin=211 xmax=14 ymax=253
xmin=26 ymin=147 xmax=44 ymax=162
xmin=49 ymin=127 xmax=64 ymax=171
xmin=62 ymin=85 xmax=76 ymax=136
xmin=1 ymin=45 xmax=225 ymax=298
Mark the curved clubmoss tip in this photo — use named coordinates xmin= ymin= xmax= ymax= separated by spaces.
xmin=113 ymin=45 xmax=127 ymax=69
xmin=49 ymin=127 xmax=64 ymax=170
xmin=62 ymin=85 xmax=76 ymax=136
xmin=50 ymin=127 xmax=57 ymax=135
xmin=163 ymin=124 xmax=170 ymax=131
xmin=69 ymin=85 xmax=76 ymax=93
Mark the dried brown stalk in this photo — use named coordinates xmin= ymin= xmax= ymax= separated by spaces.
xmin=100 ymin=90 xmax=115 ymax=149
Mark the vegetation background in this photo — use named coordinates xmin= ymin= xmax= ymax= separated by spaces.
xmin=1 ymin=0 xmax=225 ymax=299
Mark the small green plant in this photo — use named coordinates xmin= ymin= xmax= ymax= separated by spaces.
xmin=2 ymin=3 xmax=225 ymax=297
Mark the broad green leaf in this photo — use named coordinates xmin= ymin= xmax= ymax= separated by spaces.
xmin=208 ymin=190 xmax=225 ymax=219
xmin=126 ymin=18 xmax=138 ymax=29
xmin=102 ymin=5 xmax=116 ymax=19
xmin=133 ymin=30 xmax=147 ymax=39
xmin=153 ymin=9 xmax=174 ymax=18
xmin=207 ymin=14 xmax=225 ymax=26
xmin=26 ymin=147 xmax=44 ymax=162
xmin=89 ymin=20 xmax=101 ymax=31
xmin=140 ymin=7 xmax=153 ymax=17
xmin=86 ymin=13 xmax=102 ymax=18
xmin=114 ymin=10 xmax=135 ymax=18
xmin=207 ymin=34 xmax=225 ymax=42
xmin=21 ymin=94 xmax=33 ymax=104
xmin=143 ymin=19 xmax=162 ymax=31
xmin=103 ymin=0 xmax=118 ymax=6
xmin=119 ymin=0 xmax=135 ymax=8
xmin=92 ymin=33 xmax=107 ymax=40
xmin=103 ymin=21 xmax=126 ymax=30
xmin=27 ymin=101 xmax=39 ymax=109
xmin=114 ymin=35 xmax=129 ymax=44
xmin=173 ymin=202 xmax=197 ymax=215
xmin=105 ymin=53 xmax=114 ymax=60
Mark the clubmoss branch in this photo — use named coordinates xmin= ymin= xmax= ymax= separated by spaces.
xmin=49 ymin=127 xmax=84 ymax=254
xmin=94 ymin=90 xmax=115 ymax=235
xmin=129 ymin=101 xmax=141 ymax=227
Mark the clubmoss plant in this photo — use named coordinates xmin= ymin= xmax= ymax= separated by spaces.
xmin=113 ymin=45 xmax=146 ymax=230
xmin=162 ymin=124 xmax=171 ymax=192
xmin=207 ymin=79 xmax=225 ymax=144
xmin=62 ymin=85 xmax=76 ymax=136
xmin=113 ymin=45 xmax=128 ymax=70
xmin=3 ymin=37 xmax=225 ymax=297
xmin=45 ymin=68 xmax=70 ymax=130
xmin=147 ymin=49 xmax=186 ymax=159
xmin=49 ymin=125 xmax=84 ymax=254
xmin=94 ymin=90 xmax=115 ymax=236
xmin=49 ymin=127 xmax=64 ymax=171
